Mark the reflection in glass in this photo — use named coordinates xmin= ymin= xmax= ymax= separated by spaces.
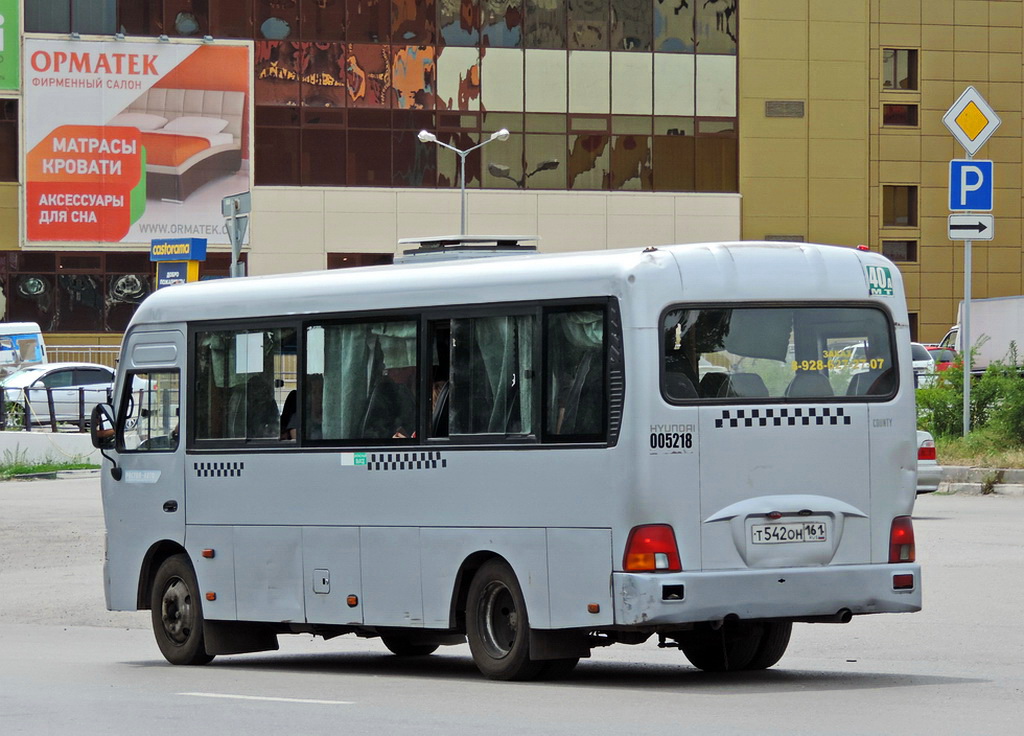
xmin=652 ymin=133 xmax=695 ymax=191
xmin=393 ymin=0 xmax=436 ymax=44
xmin=58 ymin=275 xmax=103 ymax=332
xmin=695 ymin=135 xmax=737 ymax=192
xmin=568 ymin=134 xmax=609 ymax=189
xmin=255 ymin=41 xmax=303 ymax=106
xmin=609 ymin=135 xmax=652 ymax=190
xmin=302 ymin=0 xmax=346 ymax=41
xmin=440 ymin=0 xmax=480 ymax=45
xmin=303 ymin=42 xmax=347 ymax=107
xmin=524 ymin=0 xmax=565 ymax=48
xmin=394 ymin=129 xmax=438 ymax=187
xmin=392 ymin=46 xmax=436 ymax=110
xmin=348 ymin=0 xmax=390 ymax=43
xmin=654 ymin=0 xmax=694 ymax=52
xmin=695 ymin=0 xmax=737 ymax=54
xmin=569 ymin=0 xmax=608 ymax=50
xmin=348 ymin=129 xmax=394 ymax=185
xmin=611 ymin=0 xmax=652 ymax=51
xmin=257 ymin=0 xmax=298 ymax=40
xmin=481 ymin=0 xmax=523 ymax=48
xmin=346 ymin=44 xmax=392 ymax=107
xmin=522 ymin=134 xmax=565 ymax=189
xmin=302 ymin=128 xmax=347 ymax=186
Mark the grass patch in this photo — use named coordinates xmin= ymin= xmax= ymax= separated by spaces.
xmin=0 ymin=446 xmax=98 ymax=480
xmin=935 ymin=428 xmax=1024 ymax=468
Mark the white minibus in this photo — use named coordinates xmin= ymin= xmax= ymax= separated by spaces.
xmin=93 ymin=239 xmax=921 ymax=680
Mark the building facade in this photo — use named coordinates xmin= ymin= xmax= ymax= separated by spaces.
xmin=0 ymin=1 xmax=1021 ymax=345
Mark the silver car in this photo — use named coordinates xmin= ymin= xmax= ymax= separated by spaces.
xmin=916 ymin=429 xmax=942 ymax=494
xmin=1 ymin=362 xmax=114 ymax=427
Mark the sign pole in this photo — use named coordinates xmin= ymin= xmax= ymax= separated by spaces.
xmin=943 ymin=86 xmax=1000 ymax=437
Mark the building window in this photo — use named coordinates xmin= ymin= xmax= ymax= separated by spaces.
xmin=883 ymin=104 xmax=919 ymax=127
xmin=882 ymin=49 xmax=918 ymax=91
xmin=0 ymin=100 xmax=17 ymax=182
xmin=327 ymin=253 xmax=394 ymax=269
xmin=882 ymin=186 xmax=918 ymax=227
xmin=881 ymin=240 xmax=918 ymax=262
xmin=908 ymin=313 xmax=919 ymax=343
xmin=26 ymin=0 xmax=117 ymax=34
xmin=0 ymin=252 xmax=241 ymax=332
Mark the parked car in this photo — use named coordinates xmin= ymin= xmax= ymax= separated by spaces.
xmin=916 ymin=429 xmax=942 ymax=494
xmin=1 ymin=362 xmax=114 ymax=427
xmin=924 ymin=345 xmax=957 ymax=372
xmin=911 ymin=342 xmax=937 ymax=387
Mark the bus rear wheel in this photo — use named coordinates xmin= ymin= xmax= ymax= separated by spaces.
xmin=150 ymin=554 xmax=214 ymax=666
xmin=677 ymin=621 xmax=765 ymax=672
xmin=466 ymin=559 xmax=543 ymax=681
xmin=380 ymin=635 xmax=439 ymax=657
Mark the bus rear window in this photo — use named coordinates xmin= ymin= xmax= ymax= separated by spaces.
xmin=662 ymin=306 xmax=896 ymax=402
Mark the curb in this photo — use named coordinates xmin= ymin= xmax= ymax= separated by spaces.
xmin=938 ymin=466 xmax=1024 ymax=496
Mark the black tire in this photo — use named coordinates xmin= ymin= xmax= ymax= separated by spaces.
xmin=380 ymin=635 xmax=439 ymax=657
xmin=677 ymin=621 xmax=762 ymax=672
xmin=150 ymin=554 xmax=214 ymax=666
xmin=5 ymin=401 xmax=25 ymax=429
xmin=465 ymin=559 xmax=543 ymax=681
xmin=743 ymin=621 xmax=792 ymax=670
xmin=538 ymin=657 xmax=580 ymax=680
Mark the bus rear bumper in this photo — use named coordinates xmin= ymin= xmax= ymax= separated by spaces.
xmin=613 ymin=563 xmax=921 ymax=626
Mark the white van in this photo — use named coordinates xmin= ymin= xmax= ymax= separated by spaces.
xmin=93 ymin=240 xmax=921 ymax=680
xmin=0 ymin=322 xmax=47 ymax=378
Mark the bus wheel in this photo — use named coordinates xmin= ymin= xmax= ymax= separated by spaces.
xmin=380 ymin=635 xmax=439 ymax=657
xmin=743 ymin=621 xmax=792 ymax=670
xmin=677 ymin=621 xmax=762 ymax=672
xmin=466 ymin=559 xmax=543 ymax=681
xmin=150 ymin=554 xmax=215 ymax=666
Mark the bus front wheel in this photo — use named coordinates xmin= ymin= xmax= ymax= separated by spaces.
xmin=465 ymin=559 xmax=543 ymax=681
xmin=150 ymin=554 xmax=215 ymax=666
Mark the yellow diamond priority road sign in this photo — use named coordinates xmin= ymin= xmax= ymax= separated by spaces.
xmin=943 ymin=86 xmax=1001 ymax=156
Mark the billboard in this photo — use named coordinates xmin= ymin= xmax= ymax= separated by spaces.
xmin=24 ymin=37 xmax=251 ymax=245
xmin=0 ymin=0 xmax=18 ymax=90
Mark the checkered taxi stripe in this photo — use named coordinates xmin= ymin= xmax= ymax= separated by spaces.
xmin=367 ymin=452 xmax=447 ymax=471
xmin=716 ymin=408 xmax=851 ymax=429
xmin=193 ymin=461 xmax=245 ymax=477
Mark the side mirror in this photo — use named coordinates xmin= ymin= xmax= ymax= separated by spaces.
xmin=90 ymin=403 xmax=116 ymax=450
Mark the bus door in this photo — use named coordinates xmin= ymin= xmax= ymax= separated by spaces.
xmin=108 ymin=330 xmax=187 ymax=604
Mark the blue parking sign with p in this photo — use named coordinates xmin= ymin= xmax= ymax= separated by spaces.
xmin=949 ymin=159 xmax=993 ymax=211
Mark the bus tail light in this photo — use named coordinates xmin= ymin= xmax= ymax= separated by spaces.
xmin=889 ymin=516 xmax=916 ymax=563
xmin=918 ymin=440 xmax=936 ymax=461
xmin=623 ymin=524 xmax=682 ymax=572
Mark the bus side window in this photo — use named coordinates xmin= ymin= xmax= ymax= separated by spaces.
xmin=119 ymin=371 xmax=180 ymax=452
xmin=544 ymin=307 xmax=606 ymax=441
xmin=307 ymin=320 xmax=418 ymax=443
xmin=194 ymin=328 xmax=295 ymax=443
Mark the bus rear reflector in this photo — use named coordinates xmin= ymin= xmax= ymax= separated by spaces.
xmin=893 ymin=574 xmax=915 ymax=590
xmin=623 ymin=524 xmax=682 ymax=572
xmin=889 ymin=516 xmax=916 ymax=563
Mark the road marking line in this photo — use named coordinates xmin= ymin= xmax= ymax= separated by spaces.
xmin=179 ymin=692 xmax=354 ymax=706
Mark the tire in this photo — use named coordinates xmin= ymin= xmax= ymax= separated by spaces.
xmin=380 ymin=635 xmax=439 ymax=657
xmin=465 ymin=559 xmax=543 ymax=681
xmin=743 ymin=621 xmax=792 ymax=670
xmin=150 ymin=554 xmax=214 ymax=666
xmin=5 ymin=401 xmax=25 ymax=429
xmin=677 ymin=621 xmax=762 ymax=672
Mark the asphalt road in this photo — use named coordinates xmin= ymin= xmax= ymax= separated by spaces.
xmin=1 ymin=477 xmax=1022 ymax=735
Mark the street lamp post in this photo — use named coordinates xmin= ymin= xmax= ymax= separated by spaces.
xmin=418 ymin=128 xmax=510 ymax=236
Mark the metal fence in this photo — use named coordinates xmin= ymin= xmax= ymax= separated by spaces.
xmin=46 ymin=345 xmax=121 ymax=368
xmin=0 ymin=386 xmax=103 ymax=433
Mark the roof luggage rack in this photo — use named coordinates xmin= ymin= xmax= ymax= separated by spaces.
xmin=395 ymin=235 xmax=538 ymax=263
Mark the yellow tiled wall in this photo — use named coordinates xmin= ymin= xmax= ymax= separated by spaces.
xmin=741 ymin=0 xmax=1024 ymax=343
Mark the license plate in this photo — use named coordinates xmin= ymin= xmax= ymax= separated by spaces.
xmin=751 ymin=522 xmax=828 ymax=545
